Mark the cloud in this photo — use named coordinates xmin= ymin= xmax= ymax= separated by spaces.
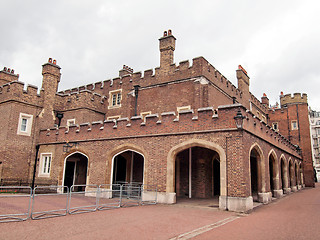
xmin=1 ymin=0 xmax=320 ymax=110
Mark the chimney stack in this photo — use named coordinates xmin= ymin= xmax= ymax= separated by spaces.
xmin=159 ymin=29 xmax=176 ymax=69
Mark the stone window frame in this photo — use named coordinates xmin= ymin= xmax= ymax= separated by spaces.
xmin=17 ymin=113 xmax=33 ymax=136
xmin=291 ymin=120 xmax=298 ymax=130
xmin=108 ymin=89 xmax=122 ymax=109
xmin=39 ymin=153 xmax=52 ymax=177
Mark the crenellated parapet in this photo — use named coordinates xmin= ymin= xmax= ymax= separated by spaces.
xmin=39 ymin=104 xmax=301 ymax=157
xmin=280 ymin=92 xmax=308 ymax=107
xmin=54 ymin=89 xmax=107 ymax=112
xmin=0 ymin=80 xmax=42 ymax=106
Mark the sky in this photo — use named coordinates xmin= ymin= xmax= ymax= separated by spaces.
xmin=1 ymin=0 xmax=320 ymax=110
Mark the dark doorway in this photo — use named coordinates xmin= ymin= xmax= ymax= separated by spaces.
xmin=64 ymin=153 xmax=88 ymax=192
xmin=175 ymin=147 xmax=220 ymax=199
xmin=269 ymin=156 xmax=275 ymax=197
xmin=281 ymin=159 xmax=286 ymax=191
xmin=64 ymin=161 xmax=75 ymax=189
xmin=112 ymin=151 xmax=144 ymax=184
xmin=250 ymin=149 xmax=259 ymax=202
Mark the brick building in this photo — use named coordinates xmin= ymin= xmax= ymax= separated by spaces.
xmin=0 ymin=30 xmax=314 ymax=212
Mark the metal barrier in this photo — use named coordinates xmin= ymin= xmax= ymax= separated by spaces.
xmin=31 ymin=186 xmax=68 ymax=220
xmin=68 ymin=184 xmax=99 ymax=214
xmin=121 ymin=183 xmax=142 ymax=207
xmin=0 ymin=186 xmax=32 ymax=223
xmin=98 ymin=184 xmax=121 ymax=210
xmin=141 ymin=184 xmax=157 ymax=205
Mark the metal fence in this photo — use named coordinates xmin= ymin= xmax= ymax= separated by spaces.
xmin=31 ymin=186 xmax=68 ymax=220
xmin=68 ymin=184 xmax=99 ymax=214
xmin=98 ymin=184 xmax=122 ymax=210
xmin=0 ymin=183 xmax=158 ymax=223
xmin=0 ymin=186 xmax=32 ymax=223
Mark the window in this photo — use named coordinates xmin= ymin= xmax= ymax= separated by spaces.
xmin=108 ymin=89 xmax=122 ymax=109
xmin=39 ymin=153 xmax=52 ymax=177
xmin=291 ymin=120 xmax=298 ymax=130
xmin=17 ymin=113 xmax=33 ymax=136
xmin=317 ymin=129 xmax=320 ymax=135
xmin=272 ymin=122 xmax=279 ymax=131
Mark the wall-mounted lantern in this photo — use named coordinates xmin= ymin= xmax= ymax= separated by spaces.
xmin=234 ymin=108 xmax=245 ymax=129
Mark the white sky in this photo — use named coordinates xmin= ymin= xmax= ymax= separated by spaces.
xmin=1 ymin=0 xmax=320 ymax=110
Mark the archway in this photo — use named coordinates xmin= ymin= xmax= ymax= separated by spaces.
xmin=295 ymin=162 xmax=300 ymax=186
xmin=63 ymin=152 xmax=88 ymax=191
xmin=112 ymin=150 xmax=144 ymax=185
xmin=175 ymin=147 xmax=220 ymax=200
xmin=289 ymin=160 xmax=295 ymax=188
xmin=269 ymin=152 xmax=277 ymax=197
xmin=280 ymin=157 xmax=288 ymax=192
xmin=249 ymin=146 xmax=263 ymax=202
xmin=299 ymin=163 xmax=304 ymax=186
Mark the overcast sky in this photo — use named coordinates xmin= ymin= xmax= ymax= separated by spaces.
xmin=1 ymin=0 xmax=320 ymax=110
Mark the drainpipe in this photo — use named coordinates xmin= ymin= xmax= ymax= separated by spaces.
xmin=134 ymin=85 xmax=140 ymax=116
xmin=31 ymin=145 xmax=40 ymax=189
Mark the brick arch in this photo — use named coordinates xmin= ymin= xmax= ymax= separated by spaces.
xmin=249 ymin=143 xmax=266 ymax=193
xmin=62 ymin=151 xmax=89 ymax=187
xmin=280 ymin=154 xmax=289 ymax=190
xmin=294 ymin=160 xmax=300 ymax=185
xmin=288 ymin=158 xmax=295 ymax=187
xmin=166 ymin=139 xmax=226 ymax=198
xmin=299 ymin=162 xmax=304 ymax=185
xmin=268 ymin=149 xmax=280 ymax=191
xmin=107 ymin=143 xmax=147 ymax=185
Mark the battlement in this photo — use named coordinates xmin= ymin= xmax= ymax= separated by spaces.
xmin=0 ymin=80 xmax=42 ymax=106
xmin=0 ymin=67 xmax=19 ymax=85
xmin=280 ymin=92 xmax=308 ymax=107
xmin=39 ymin=104 xmax=301 ymax=157
xmin=55 ymin=88 xmax=107 ymax=112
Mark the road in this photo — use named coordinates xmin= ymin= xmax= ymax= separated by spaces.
xmin=0 ymin=184 xmax=319 ymax=239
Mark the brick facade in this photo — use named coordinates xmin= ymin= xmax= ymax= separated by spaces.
xmin=0 ymin=30 xmax=313 ymax=212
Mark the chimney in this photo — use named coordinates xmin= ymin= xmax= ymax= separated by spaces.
xmin=119 ymin=65 xmax=133 ymax=78
xmin=236 ymin=65 xmax=250 ymax=109
xmin=39 ymin=58 xmax=61 ymax=128
xmin=0 ymin=67 xmax=19 ymax=85
xmin=159 ymin=30 xmax=176 ymax=69
xmin=261 ymin=93 xmax=269 ymax=107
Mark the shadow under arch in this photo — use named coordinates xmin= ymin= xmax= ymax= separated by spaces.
xmin=62 ymin=151 xmax=89 ymax=191
xmin=166 ymin=139 xmax=226 ymax=198
xmin=268 ymin=149 xmax=279 ymax=194
xmin=107 ymin=144 xmax=147 ymax=186
xmin=288 ymin=158 xmax=295 ymax=188
xmin=280 ymin=154 xmax=289 ymax=191
xmin=249 ymin=143 xmax=266 ymax=201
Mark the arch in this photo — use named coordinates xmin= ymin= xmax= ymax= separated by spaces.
xmin=288 ymin=158 xmax=295 ymax=188
xmin=110 ymin=147 xmax=146 ymax=186
xmin=268 ymin=149 xmax=279 ymax=194
xmin=249 ymin=143 xmax=266 ymax=199
xmin=167 ymin=139 xmax=226 ymax=198
xmin=295 ymin=161 xmax=300 ymax=186
xmin=299 ymin=162 xmax=304 ymax=185
xmin=107 ymin=144 xmax=147 ymax=185
xmin=280 ymin=154 xmax=288 ymax=191
xmin=62 ymin=151 xmax=89 ymax=191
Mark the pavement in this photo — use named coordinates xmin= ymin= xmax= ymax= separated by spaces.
xmin=0 ymin=184 xmax=320 ymax=240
